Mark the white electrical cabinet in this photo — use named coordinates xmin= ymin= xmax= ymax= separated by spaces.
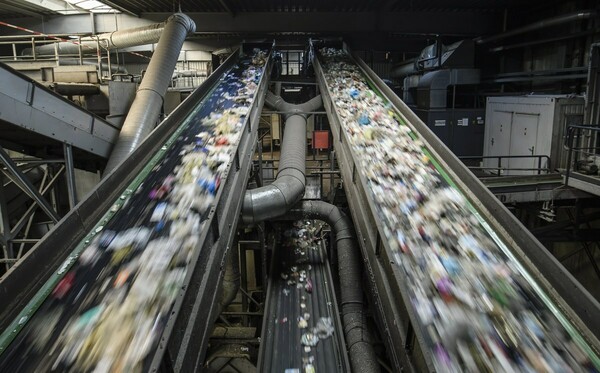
xmin=483 ymin=95 xmax=584 ymax=175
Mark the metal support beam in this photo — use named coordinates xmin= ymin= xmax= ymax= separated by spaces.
xmin=0 ymin=174 xmax=12 ymax=269
xmin=98 ymin=0 xmax=139 ymax=17
xmin=9 ymin=166 xmax=64 ymax=240
xmin=218 ymin=0 xmax=236 ymax=16
xmin=63 ymin=143 xmax=78 ymax=208
xmin=0 ymin=11 xmax=498 ymax=38
xmin=0 ymin=145 xmax=60 ymax=223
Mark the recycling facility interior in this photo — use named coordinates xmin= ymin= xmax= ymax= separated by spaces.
xmin=0 ymin=0 xmax=600 ymax=372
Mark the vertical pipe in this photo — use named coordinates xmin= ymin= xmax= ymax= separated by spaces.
xmin=63 ymin=143 xmax=78 ymax=209
xmin=78 ymin=36 xmax=83 ymax=65
xmin=330 ymin=150 xmax=335 ymax=200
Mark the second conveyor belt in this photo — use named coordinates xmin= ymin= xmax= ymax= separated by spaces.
xmin=0 ymin=45 xmax=272 ymax=372
xmin=258 ymin=220 xmax=350 ymax=372
xmin=314 ymin=45 xmax=600 ymax=372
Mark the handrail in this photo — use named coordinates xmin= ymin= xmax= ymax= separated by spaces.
xmin=564 ymin=124 xmax=600 ymax=185
xmin=460 ymin=154 xmax=552 ymax=176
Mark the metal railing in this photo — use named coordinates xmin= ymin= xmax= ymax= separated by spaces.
xmin=564 ymin=124 xmax=600 ymax=185
xmin=459 ymin=155 xmax=553 ymax=176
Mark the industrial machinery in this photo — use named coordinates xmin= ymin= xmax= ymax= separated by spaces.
xmin=397 ymin=40 xmax=485 ymax=157
xmin=483 ymin=95 xmax=585 ymax=176
xmin=0 ymin=39 xmax=599 ymax=373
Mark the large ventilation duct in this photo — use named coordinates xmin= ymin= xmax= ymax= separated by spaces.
xmin=282 ymin=201 xmax=380 ymax=373
xmin=104 ymin=14 xmax=196 ymax=173
xmin=264 ymin=91 xmax=322 ymax=116
xmin=241 ymin=92 xmax=322 ymax=224
xmin=24 ymin=22 xmax=167 ymax=57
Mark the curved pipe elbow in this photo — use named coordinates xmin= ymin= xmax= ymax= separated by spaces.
xmin=265 ymin=91 xmax=323 ymax=118
xmin=242 ymin=174 xmax=305 ymax=225
xmin=169 ymin=13 xmax=196 ymax=34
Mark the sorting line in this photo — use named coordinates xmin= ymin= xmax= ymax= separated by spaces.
xmin=260 ymin=222 xmax=347 ymax=373
xmin=317 ymin=48 xmax=600 ymax=370
xmin=0 ymin=52 xmax=267 ymax=371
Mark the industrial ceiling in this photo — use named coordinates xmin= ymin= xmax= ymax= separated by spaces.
xmin=0 ymin=0 xmax=553 ymax=18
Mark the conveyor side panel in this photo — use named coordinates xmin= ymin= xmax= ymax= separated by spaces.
xmin=0 ymin=62 xmax=118 ymax=158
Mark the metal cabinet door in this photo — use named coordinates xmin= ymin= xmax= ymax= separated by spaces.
xmin=484 ymin=110 xmax=512 ymax=174
xmin=508 ymin=112 xmax=540 ymax=175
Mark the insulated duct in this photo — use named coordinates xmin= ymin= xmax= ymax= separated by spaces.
xmin=283 ymin=200 xmax=380 ymax=373
xmin=23 ymin=22 xmax=167 ymax=56
xmin=241 ymin=92 xmax=322 ymax=224
xmin=264 ymin=91 xmax=322 ymax=117
xmin=104 ymin=13 xmax=196 ymax=173
xmin=219 ymin=241 xmax=241 ymax=310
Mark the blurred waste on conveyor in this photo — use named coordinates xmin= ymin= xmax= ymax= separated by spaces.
xmin=279 ymin=220 xmax=335 ymax=373
xmin=319 ymin=47 xmax=599 ymax=372
xmin=0 ymin=49 xmax=268 ymax=372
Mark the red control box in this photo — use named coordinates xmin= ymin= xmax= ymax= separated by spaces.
xmin=312 ymin=130 xmax=330 ymax=149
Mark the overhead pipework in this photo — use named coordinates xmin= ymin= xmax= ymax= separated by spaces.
xmin=104 ymin=13 xmax=196 ymax=174
xmin=241 ymin=91 xmax=322 ymax=224
xmin=23 ymin=21 xmax=167 ymax=56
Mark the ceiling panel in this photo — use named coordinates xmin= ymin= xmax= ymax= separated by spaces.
xmin=0 ymin=0 xmax=60 ymax=19
xmin=96 ymin=0 xmax=551 ymax=15
xmin=0 ymin=0 xmax=554 ymax=18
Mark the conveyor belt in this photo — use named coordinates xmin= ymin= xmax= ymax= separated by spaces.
xmin=258 ymin=221 xmax=350 ymax=373
xmin=313 ymin=43 xmax=600 ymax=372
xmin=0 ymin=62 xmax=118 ymax=160
xmin=0 ymin=43 xmax=272 ymax=372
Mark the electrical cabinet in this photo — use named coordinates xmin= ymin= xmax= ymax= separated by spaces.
xmin=414 ymin=108 xmax=485 ymax=157
xmin=483 ymin=95 xmax=584 ymax=175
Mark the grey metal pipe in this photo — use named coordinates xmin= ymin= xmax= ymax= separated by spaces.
xmin=265 ymin=91 xmax=323 ymax=118
xmin=241 ymin=93 xmax=322 ymax=224
xmin=475 ymin=10 xmax=597 ymax=45
xmin=390 ymin=58 xmax=418 ymax=78
xmin=104 ymin=13 xmax=196 ymax=173
xmin=219 ymin=242 xmax=240 ymax=310
xmin=23 ymin=22 xmax=167 ymax=56
xmin=284 ymin=200 xmax=380 ymax=373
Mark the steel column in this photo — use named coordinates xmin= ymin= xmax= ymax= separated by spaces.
xmin=0 ymin=174 xmax=12 ymax=270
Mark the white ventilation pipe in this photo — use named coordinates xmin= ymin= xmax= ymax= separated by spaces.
xmin=104 ymin=13 xmax=196 ymax=173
